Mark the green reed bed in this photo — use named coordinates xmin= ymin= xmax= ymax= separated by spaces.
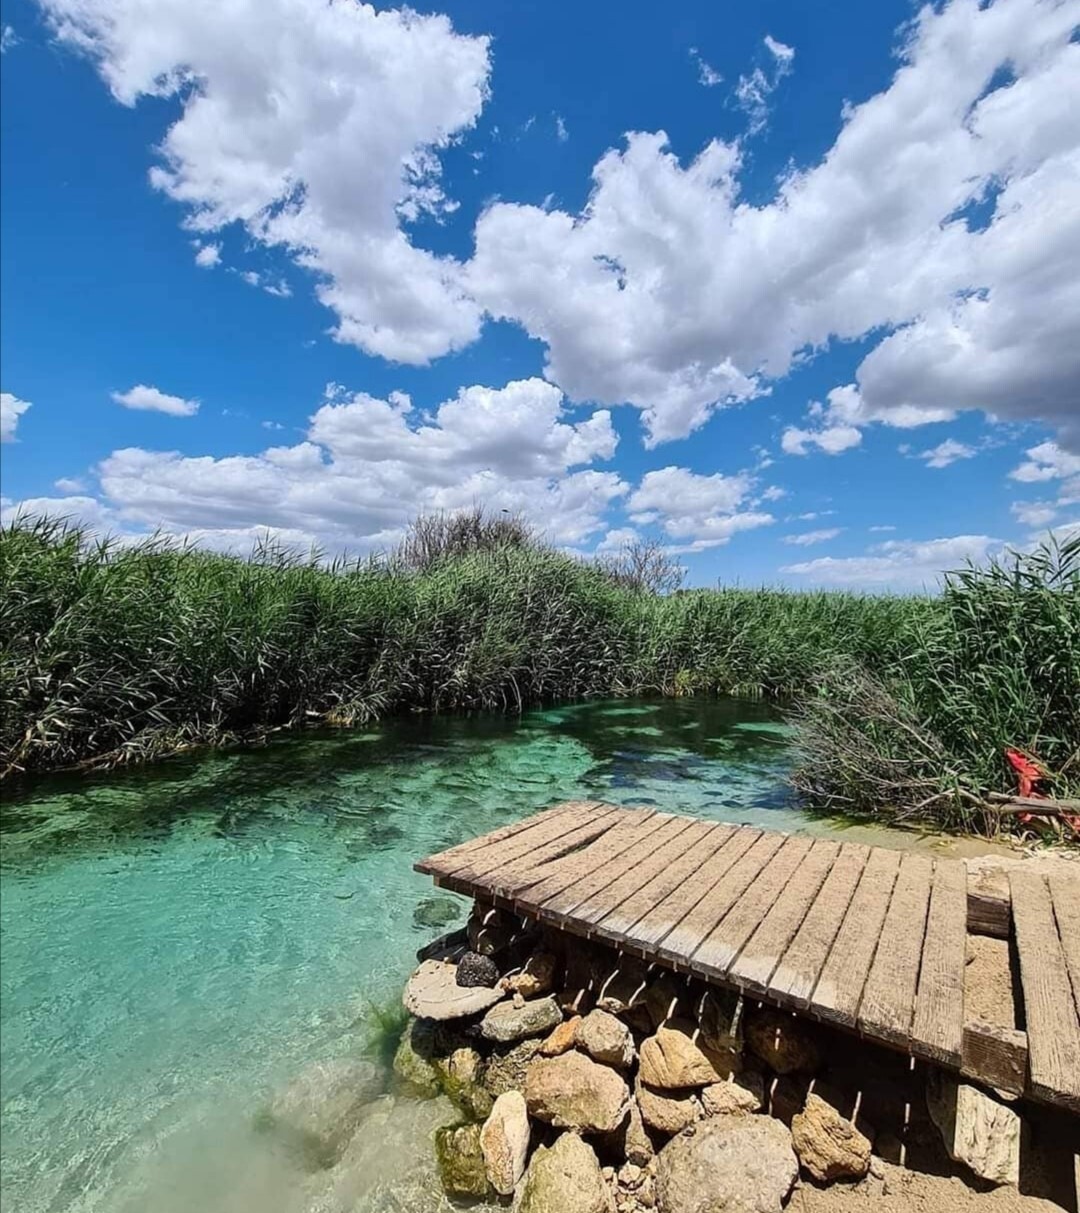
xmin=1 ymin=515 xmax=1076 ymax=836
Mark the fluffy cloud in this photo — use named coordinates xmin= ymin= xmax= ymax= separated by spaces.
xmin=1 ymin=391 xmax=31 ymax=442
xmin=1011 ymin=500 xmax=1057 ymax=527
xmin=782 ymin=534 xmax=1001 ymax=588
xmin=10 ymin=378 xmax=624 ymax=553
xmin=627 ymin=466 xmax=774 ymax=551
xmin=919 ymin=439 xmax=977 ymax=468
xmin=782 ymin=528 xmax=841 ymax=546
xmin=1009 ymin=441 xmax=1080 ymax=482
xmin=469 ymin=0 xmax=1080 ymax=447
xmin=193 ymin=242 xmax=220 ymax=269
xmin=41 ymin=0 xmax=491 ymax=364
xmin=111 ymin=384 xmax=199 ymax=417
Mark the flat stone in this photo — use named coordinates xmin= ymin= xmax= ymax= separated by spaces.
xmin=576 ymin=1009 xmax=636 ymax=1070
xmin=636 ymin=1079 xmax=701 ymax=1136
xmin=791 ymin=1091 xmax=873 ymax=1182
xmin=926 ymin=1072 xmax=1020 ymax=1187
xmin=480 ymin=994 xmax=563 ymax=1043
xmin=525 ymin=1050 xmax=631 ymax=1134
xmin=517 ymin=1132 xmax=612 ymax=1213
xmin=638 ymin=1020 xmax=737 ymax=1090
xmin=403 ymin=960 xmax=504 ymax=1020
xmin=540 ymin=1015 xmax=583 ymax=1056
xmin=480 ymin=1090 xmax=531 ymax=1196
xmin=655 ymin=1114 xmax=798 ymax=1213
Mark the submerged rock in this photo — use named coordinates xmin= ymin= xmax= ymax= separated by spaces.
xmin=404 ymin=959 xmax=504 ymax=1020
xmin=791 ymin=1091 xmax=873 ymax=1182
xmin=480 ymin=995 xmax=563 ymax=1043
xmin=525 ymin=1050 xmax=630 ymax=1134
xmin=263 ymin=1057 xmax=383 ymax=1170
xmin=517 ymin=1132 xmax=612 ymax=1213
xmin=457 ymin=951 xmax=500 ymax=988
xmin=655 ymin=1115 xmax=798 ymax=1213
xmin=435 ymin=1121 xmax=490 ymax=1199
xmin=413 ymin=896 xmax=463 ymax=930
xmin=392 ymin=1017 xmax=441 ymax=1096
xmin=480 ymin=1090 xmax=531 ymax=1195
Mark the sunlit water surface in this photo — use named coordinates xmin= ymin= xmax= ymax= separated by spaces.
xmin=2 ymin=696 xmax=866 ymax=1212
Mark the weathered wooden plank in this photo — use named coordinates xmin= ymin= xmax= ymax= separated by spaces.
xmin=589 ymin=822 xmax=734 ymax=946
xmin=813 ymin=846 xmax=902 ymax=1028
xmin=769 ymin=842 xmax=870 ymax=1008
xmin=1048 ymin=872 xmax=1080 ymax=1022
xmin=858 ymin=853 xmax=933 ymax=1049
xmin=726 ymin=838 xmax=841 ymax=994
xmin=620 ymin=827 xmax=763 ymax=955
xmin=447 ymin=805 xmax=624 ymax=891
xmin=967 ymin=887 xmax=1011 ymax=939
xmin=511 ymin=809 xmax=670 ymax=911
xmin=911 ymin=859 xmax=967 ymax=1066
xmin=656 ymin=831 xmax=788 ymax=969
xmin=415 ymin=801 xmax=599 ymax=875
xmin=692 ymin=835 xmax=818 ymax=982
xmin=961 ymin=1020 xmax=1027 ymax=1097
xmin=534 ymin=814 xmax=696 ymax=926
xmin=574 ymin=818 xmax=720 ymax=932
xmin=1011 ymin=869 xmax=1080 ymax=1112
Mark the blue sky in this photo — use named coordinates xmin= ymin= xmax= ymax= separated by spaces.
xmin=1 ymin=0 xmax=1078 ymax=589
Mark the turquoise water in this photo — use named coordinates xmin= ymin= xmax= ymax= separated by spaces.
xmin=1 ymin=696 xmax=821 ymax=1213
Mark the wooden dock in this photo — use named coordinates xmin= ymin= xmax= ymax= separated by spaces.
xmin=416 ymin=801 xmax=1080 ymax=1114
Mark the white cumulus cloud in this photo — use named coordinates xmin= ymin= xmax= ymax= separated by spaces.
xmin=468 ymin=0 xmax=1080 ymax=449
xmin=783 ymin=528 xmax=842 ymax=546
xmin=40 ymin=0 xmax=491 ymax=365
xmin=112 ymin=384 xmax=199 ymax=417
xmin=1 ymin=392 xmax=31 ymax=442
xmin=783 ymin=534 xmax=1001 ymax=589
xmin=628 ymin=466 xmax=774 ymax=552
xmin=1009 ymin=440 xmax=1080 ymax=482
xmin=193 ymin=242 xmax=221 ymax=269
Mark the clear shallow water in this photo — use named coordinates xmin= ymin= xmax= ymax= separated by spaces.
xmin=1 ymin=696 xmax=833 ymax=1213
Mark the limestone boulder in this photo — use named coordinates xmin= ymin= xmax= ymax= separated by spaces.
xmin=744 ymin=1008 xmax=819 ymax=1076
xmin=505 ymin=951 xmax=559 ymax=999
xmin=700 ymin=1070 xmax=764 ymax=1118
xmin=480 ymin=1090 xmax=531 ymax=1196
xmin=481 ymin=995 xmax=563 ymax=1043
xmin=636 ymin=1079 xmax=701 ymax=1136
xmin=265 ymin=1057 xmax=383 ymax=1170
xmin=655 ymin=1115 xmax=798 ymax=1213
xmin=525 ymin=1050 xmax=631 ymax=1134
xmin=639 ymin=1021 xmax=736 ymax=1090
xmin=403 ymin=960 xmax=504 ymax=1020
xmin=926 ymin=1073 xmax=1020 ymax=1187
xmin=434 ymin=1122 xmax=489 ymax=1199
xmin=483 ymin=1038 xmax=543 ymax=1098
xmin=435 ymin=1045 xmax=493 ymax=1120
xmin=540 ymin=1015 xmax=582 ymax=1056
xmin=576 ymin=1009 xmax=636 ymax=1070
xmin=601 ymin=1099 xmax=655 ymax=1166
xmin=791 ymin=1092 xmax=873 ymax=1182
xmin=517 ymin=1132 xmax=613 ymax=1213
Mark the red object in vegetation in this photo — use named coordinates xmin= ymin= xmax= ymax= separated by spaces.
xmin=1005 ymin=748 xmax=1045 ymax=801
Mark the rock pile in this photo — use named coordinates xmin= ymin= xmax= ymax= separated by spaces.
xmin=397 ymin=902 xmax=887 ymax=1212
